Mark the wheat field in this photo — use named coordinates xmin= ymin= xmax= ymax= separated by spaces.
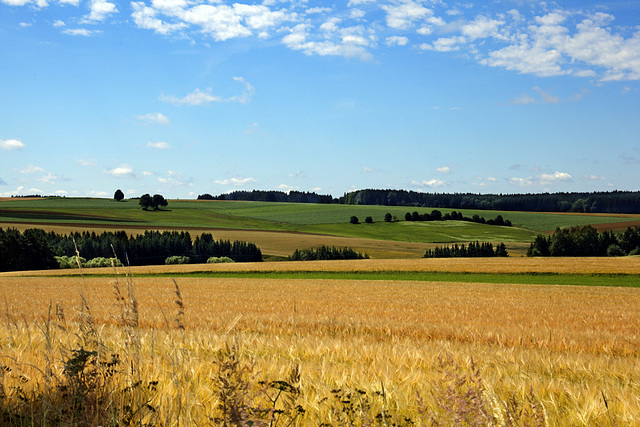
xmin=1 ymin=260 xmax=640 ymax=425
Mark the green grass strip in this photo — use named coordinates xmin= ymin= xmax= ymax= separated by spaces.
xmin=73 ymin=270 xmax=640 ymax=287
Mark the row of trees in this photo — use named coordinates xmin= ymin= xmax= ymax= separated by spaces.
xmin=46 ymin=230 xmax=262 ymax=265
xmin=289 ymin=245 xmax=369 ymax=261
xmin=198 ymin=190 xmax=335 ymax=204
xmin=341 ymin=189 xmax=640 ymax=213
xmin=0 ymin=228 xmax=262 ymax=271
xmin=527 ymin=225 xmax=640 ymax=257
xmin=404 ymin=210 xmax=512 ymax=226
xmin=424 ymin=242 xmax=509 ymax=258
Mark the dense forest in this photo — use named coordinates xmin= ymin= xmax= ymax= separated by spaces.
xmin=0 ymin=228 xmax=262 ymax=272
xmin=341 ymin=189 xmax=640 ymax=213
xmin=527 ymin=225 xmax=640 ymax=257
xmin=197 ymin=189 xmax=640 ymax=213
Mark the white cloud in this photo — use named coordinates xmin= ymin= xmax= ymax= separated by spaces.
xmin=461 ymin=15 xmax=505 ymax=40
xmin=421 ymin=36 xmax=465 ymax=52
xmin=382 ymin=1 xmax=433 ymax=30
xmin=160 ymin=77 xmax=253 ymax=105
xmin=131 ymin=1 xmax=188 ymax=35
xmin=137 ymin=112 xmax=170 ymax=125
xmin=105 ymin=164 xmax=136 ymax=178
xmin=1 ymin=139 xmax=25 ymax=150
xmin=386 ymin=36 xmax=408 ymax=46
xmin=509 ymin=171 xmax=572 ymax=187
xmin=282 ymin=23 xmax=373 ymax=60
xmin=133 ymin=2 xmax=292 ymax=41
xmin=436 ymin=166 xmax=451 ymax=174
xmin=0 ymin=0 xmax=30 ymax=6
xmin=276 ymin=184 xmax=300 ymax=193
xmin=147 ymin=141 xmax=171 ymax=149
xmin=81 ymin=0 xmax=118 ymax=23
xmin=411 ymin=179 xmax=446 ymax=188
xmin=53 ymin=20 xmax=65 ymax=27
xmin=214 ymin=177 xmax=256 ymax=186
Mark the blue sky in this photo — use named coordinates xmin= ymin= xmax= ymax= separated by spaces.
xmin=1 ymin=0 xmax=639 ymax=198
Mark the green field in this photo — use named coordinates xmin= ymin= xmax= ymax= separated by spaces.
xmin=1 ymin=197 xmax=638 ymax=251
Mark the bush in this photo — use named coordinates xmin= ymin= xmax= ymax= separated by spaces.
xmin=55 ymin=255 xmax=87 ymax=269
xmin=606 ymin=244 xmax=625 ymax=257
xmin=165 ymin=255 xmax=191 ymax=265
xmin=207 ymin=256 xmax=235 ymax=264
xmin=84 ymin=257 xmax=123 ymax=268
xmin=349 ymin=215 xmax=359 ymax=224
xmin=365 ymin=216 xmax=373 ymax=223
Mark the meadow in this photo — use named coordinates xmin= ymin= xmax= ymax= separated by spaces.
xmin=1 ymin=258 xmax=640 ymax=425
xmin=2 ymin=197 xmax=640 ymax=258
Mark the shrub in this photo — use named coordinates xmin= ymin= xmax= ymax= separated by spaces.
xmin=350 ymin=215 xmax=359 ymax=224
xmin=84 ymin=257 xmax=123 ymax=268
xmin=207 ymin=256 xmax=235 ymax=264
xmin=607 ymin=244 xmax=625 ymax=257
xmin=365 ymin=216 xmax=373 ymax=224
xmin=165 ymin=255 xmax=191 ymax=265
xmin=55 ymin=255 xmax=87 ymax=269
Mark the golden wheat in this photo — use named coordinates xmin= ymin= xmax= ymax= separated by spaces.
xmin=1 ymin=270 xmax=639 ymax=425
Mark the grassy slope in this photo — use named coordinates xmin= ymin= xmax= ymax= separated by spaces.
xmin=1 ymin=197 xmax=638 ymax=247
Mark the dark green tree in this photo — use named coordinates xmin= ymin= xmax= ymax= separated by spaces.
xmin=152 ymin=194 xmax=168 ymax=210
xmin=384 ymin=213 xmax=392 ymax=222
xmin=350 ymin=215 xmax=359 ymax=224
xmin=114 ymin=189 xmax=124 ymax=201
xmin=139 ymin=193 xmax=153 ymax=210
xmin=365 ymin=216 xmax=373 ymax=224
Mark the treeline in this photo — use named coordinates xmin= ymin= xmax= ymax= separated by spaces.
xmin=404 ymin=210 xmax=511 ymax=226
xmin=198 ymin=190 xmax=335 ymax=204
xmin=0 ymin=228 xmax=262 ymax=272
xmin=47 ymin=231 xmax=262 ymax=265
xmin=424 ymin=242 xmax=508 ymax=258
xmin=289 ymin=245 xmax=369 ymax=261
xmin=0 ymin=228 xmax=57 ymax=272
xmin=341 ymin=189 xmax=640 ymax=213
xmin=528 ymin=225 xmax=640 ymax=257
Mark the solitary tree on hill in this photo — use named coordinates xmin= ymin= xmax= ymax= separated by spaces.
xmin=114 ymin=189 xmax=124 ymax=201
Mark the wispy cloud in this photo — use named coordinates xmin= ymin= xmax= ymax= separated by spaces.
xmin=147 ymin=141 xmax=171 ymax=149
xmin=160 ymin=77 xmax=254 ymax=106
xmin=411 ymin=179 xmax=447 ymax=188
xmin=136 ymin=112 xmax=170 ymax=126
xmin=436 ymin=166 xmax=451 ymax=174
xmin=509 ymin=171 xmax=572 ymax=187
xmin=214 ymin=177 xmax=256 ymax=186
xmin=19 ymin=164 xmax=45 ymax=174
xmin=62 ymin=28 xmax=102 ymax=36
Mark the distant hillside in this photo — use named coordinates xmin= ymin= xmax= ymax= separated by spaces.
xmin=198 ymin=189 xmax=640 ymax=214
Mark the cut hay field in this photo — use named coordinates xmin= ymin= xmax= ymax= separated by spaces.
xmin=1 ymin=258 xmax=639 ymax=425
xmin=2 ymin=197 xmax=640 ymax=259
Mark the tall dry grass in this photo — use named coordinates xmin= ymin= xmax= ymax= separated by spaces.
xmin=1 ymin=267 xmax=639 ymax=425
